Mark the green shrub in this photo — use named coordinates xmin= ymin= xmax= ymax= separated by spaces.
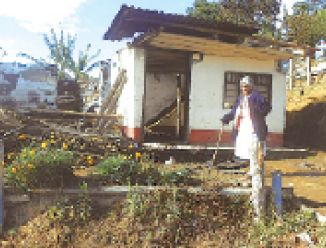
xmin=95 ymin=155 xmax=142 ymax=184
xmin=95 ymin=156 xmax=196 ymax=186
xmin=163 ymin=168 xmax=193 ymax=185
xmin=248 ymin=209 xmax=319 ymax=247
xmin=48 ymin=196 xmax=92 ymax=226
xmin=6 ymin=147 xmax=76 ymax=190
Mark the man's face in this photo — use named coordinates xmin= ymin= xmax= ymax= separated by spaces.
xmin=241 ymin=84 xmax=252 ymax=96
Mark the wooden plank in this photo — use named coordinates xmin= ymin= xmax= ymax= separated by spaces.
xmin=148 ymin=32 xmax=291 ymax=60
xmin=150 ymin=40 xmax=271 ymax=60
xmin=26 ymin=109 xmax=122 ymax=119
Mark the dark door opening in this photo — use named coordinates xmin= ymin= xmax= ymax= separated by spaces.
xmin=143 ymin=48 xmax=190 ymax=143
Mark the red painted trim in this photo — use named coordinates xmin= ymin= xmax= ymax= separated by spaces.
xmin=188 ymin=129 xmax=283 ymax=147
xmin=188 ymin=129 xmax=233 ymax=145
xmin=121 ymin=126 xmax=142 ymax=142
xmin=266 ymin=133 xmax=283 ymax=147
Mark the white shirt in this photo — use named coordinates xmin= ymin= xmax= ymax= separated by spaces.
xmin=235 ymin=95 xmax=255 ymax=159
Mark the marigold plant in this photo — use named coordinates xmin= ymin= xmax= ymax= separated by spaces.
xmin=5 ymin=146 xmax=77 ymax=190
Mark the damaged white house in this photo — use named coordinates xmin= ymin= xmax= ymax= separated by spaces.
xmin=101 ymin=5 xmax=291 ymax=147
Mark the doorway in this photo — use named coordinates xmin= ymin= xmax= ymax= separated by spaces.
xmin=143 ymin=48 xmax=191 ymax=142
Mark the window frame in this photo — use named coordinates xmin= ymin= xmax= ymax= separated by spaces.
xmin=223 ymin=71 xmax=272 ymax=109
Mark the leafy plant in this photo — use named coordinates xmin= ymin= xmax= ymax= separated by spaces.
xmin=5 ymin=146 xmax=76 ymax=190
xmin=248 ymin=209 xmax=319 ymax=247
xmin=47 ymin=195 xmax=93 ymax=246
xmin=163 ymin=168 xmax=193 ymax=185
xmin=122 ymin=188 xmax=250 ymax=247
xmin=124 ymin=184 xmax=145 ymax=219
xmin=94 ymin=156 xmax=195 ymax=186
xmin=95 ymin=155 xmax=142 ymax=184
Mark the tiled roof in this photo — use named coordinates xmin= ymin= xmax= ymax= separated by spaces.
xmin=104 ymin=5 xmax=259 ymax=41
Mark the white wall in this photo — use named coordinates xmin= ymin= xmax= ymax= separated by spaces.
xmin=189 ymin=55 xmax=286 ymax=133
xmin=144 ymin=73 xmax=177 ymax=123
xmin=115 ymin=47 xmax=145 ymax=128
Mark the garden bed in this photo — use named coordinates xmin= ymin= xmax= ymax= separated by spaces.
xmin=2 ymin=187 xmax=326 ymax=247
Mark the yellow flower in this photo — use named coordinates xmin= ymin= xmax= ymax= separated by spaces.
xmin=27 ymin=163 xmax=34 ymax=170
xmin=11 ymin=167 xmax=17 ymax=174
xmin=7 ymin=153 xmax=13 ymax=160
xmin=62 ymin=143 xmax=68 ymax=150
xmin=41 ymin=142 xmax=48 ymax=149
xmin=135 ymin=152 xmax=142 ymax=160
xmin=29 ymin=150 xmax=35 ymax=156
xmin=87 ymin=158 xmax=94 ymax=166
xmin=123 ymin=155 xmax=128 ymax=160
xmin=87 ymin=155 xmax=92 ymax=160
xmin=128 ymin=143 xmax=134 ymax=149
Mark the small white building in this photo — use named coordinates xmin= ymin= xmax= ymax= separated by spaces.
xmin=103 ymin=6 xmax=291 ymax=147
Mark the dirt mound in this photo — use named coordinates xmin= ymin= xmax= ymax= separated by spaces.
xmin=286 ymin=79 xmax=326 ymax=149
xmin=286 ymin=101 xmax=326 ymax=148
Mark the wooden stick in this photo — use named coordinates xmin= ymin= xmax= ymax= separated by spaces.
xmin=212 ymin=125 xmax=224 ymax=166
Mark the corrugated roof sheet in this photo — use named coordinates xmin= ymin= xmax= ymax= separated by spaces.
xmin=104 ymin=5 xmax=259 ymax=41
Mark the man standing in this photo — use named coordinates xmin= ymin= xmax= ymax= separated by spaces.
xmin=221 ymin=75 xmax=271 ymax=165
xmin=221 ymin=75 xmax=271 ymax=219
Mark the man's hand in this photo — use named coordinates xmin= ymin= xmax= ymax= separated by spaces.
xmin=221 ymin=119 xmax=228 ymax=126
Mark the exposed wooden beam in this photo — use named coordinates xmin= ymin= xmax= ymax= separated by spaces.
xmin=146 ymin=32 xmax=292 ymax=60
xmin=25 ymin=109 xmax=123 ymax=120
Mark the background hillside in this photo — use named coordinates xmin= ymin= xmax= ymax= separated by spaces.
xmin=286 ymin=74 xmax=326 ymax=149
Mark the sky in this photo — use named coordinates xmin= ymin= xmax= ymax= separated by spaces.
xmin=0 ymin=0 xmax=297 ymax=63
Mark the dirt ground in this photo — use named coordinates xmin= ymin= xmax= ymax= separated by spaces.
xmin=265 ymin=154 xmax=326 ymax=215
xmin=282 ymin=76 xmax=326 ymax=214
xmin=286 ymin=76 xmax=326 ymax=148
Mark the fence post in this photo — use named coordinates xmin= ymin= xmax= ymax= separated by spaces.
xmin=272 ymin=170 xmax=283 ymax=217
xmin=0 ymin=139 xmax=4 ymax=233
xmin=251 ymin=140 xmax=266 ymax=221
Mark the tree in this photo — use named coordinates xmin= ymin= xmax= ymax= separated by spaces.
xmin=70 ymin=44 xmax=101 ymax=81
xmin=186 ymin=0 xmax=223 ymax=22
xmin=186 ymin=0 xmax=281 ymax=38
xmin=18 ymin=28 xmax=101 ymax=81
xmin=42 ymin=29 xmax=76 ymax=80
xmin=287 ymin=1 xmax=326 ymax=47
xmin=43 ymin=28 xmax=101 ymax=81
xmin=292 ymin=0 xmax=326 ymax=15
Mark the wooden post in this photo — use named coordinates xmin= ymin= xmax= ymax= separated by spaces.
xmin=0 ymin=139 xmax=4 ymax=233
xmin=251 ymin=140 xmax=266 ymax=221
xmin=289 ymin=58 xmax=293 ymax=90
xmin=272 ymin=170 xmax=283 ymax=217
